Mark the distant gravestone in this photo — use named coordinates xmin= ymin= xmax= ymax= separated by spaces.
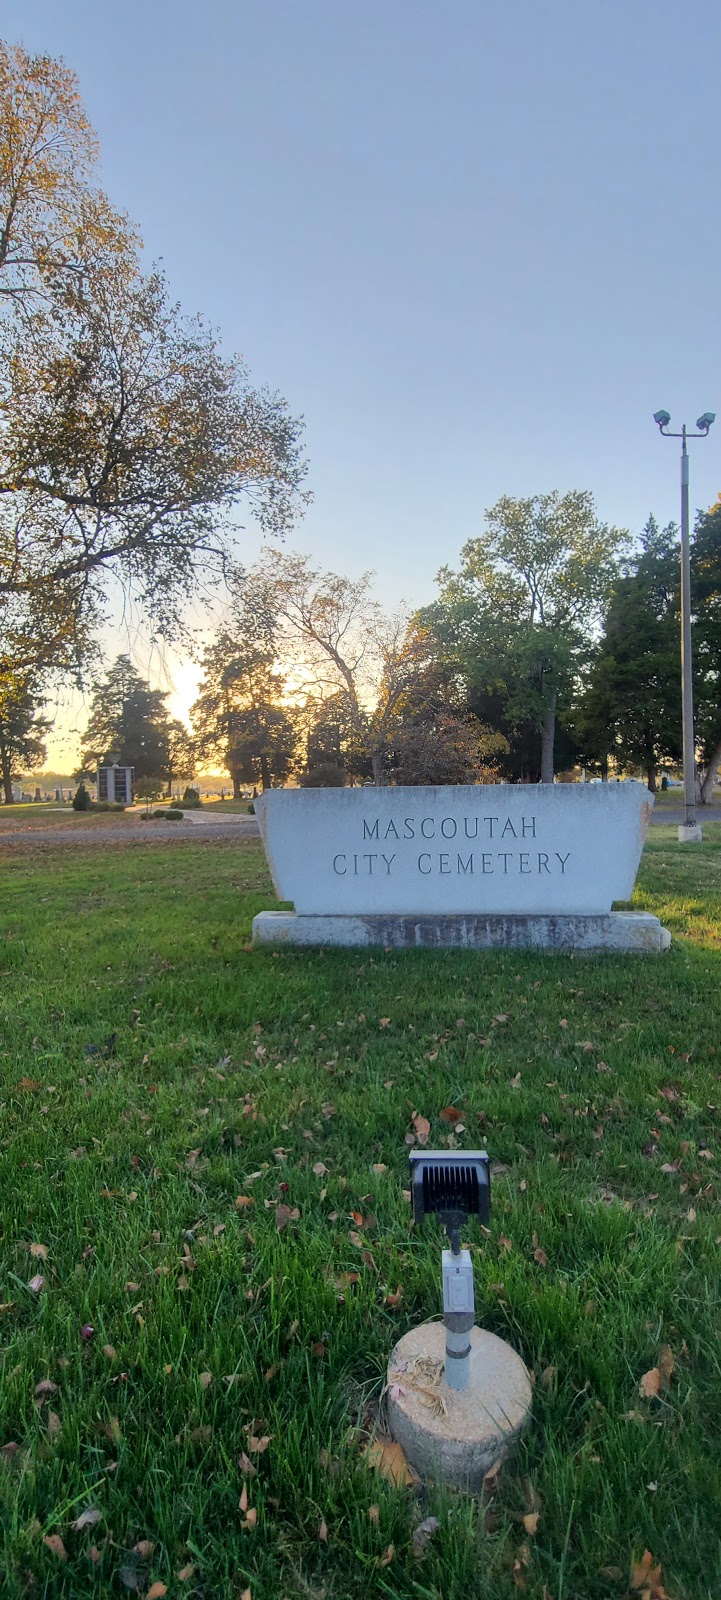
xmin=252 ymin=783 xmax=669 ymax=953
xmin=96 ymin=765 xmax=134 ymax=805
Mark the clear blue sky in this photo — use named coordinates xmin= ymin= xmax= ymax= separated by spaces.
xmin=5 ymin=0 xmax=721 ymax=755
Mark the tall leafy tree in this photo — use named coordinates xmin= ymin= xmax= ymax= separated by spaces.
xmin=574 ymin=518 xmax=681 ymax=788
xmin=164 ymin=719 xmax=196 ymax=798
xmin=428 ymin=492 xmax=625 ymax=781
xmin=81 ymin=654 xmax=171 ymax=781
xmin=0 ymin=43 xmax=307 ymax=684
xmin=692 ymin=500 xmax=721 ymax=802
xmin=0 ymin=672 xmax=50 ymax=804
xmin=192 ymin=635 xmax=297 ymax=794
xmin=246 ymin=551 xmax=433 ymax=784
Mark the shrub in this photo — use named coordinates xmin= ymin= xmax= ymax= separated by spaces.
xmin=247 ymin=801 xmax=255 ymax=814
xmin=298 ymin=763 xmax=346 ymax=788
xmin=91 ymin=801 xmax=125 ymax=813
xmin=72 ymin=783 xmax=92 ymax=811
xmin=150 ymin=808 xmax=184 ymax=820
xmin=182 ymin=787 xmax=202 ymax=808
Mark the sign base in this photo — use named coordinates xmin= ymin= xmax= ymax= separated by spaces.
xmin=252 ymin=910 xmax=671 ymax=952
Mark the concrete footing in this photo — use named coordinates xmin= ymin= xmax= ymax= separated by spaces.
xmin=252 ymin=909 xmax=671 ymax=952
xmin=386 ymin=1322 xmax=532 ymax=1491
xmin=678 ymin=823 xmax=703 ymax=844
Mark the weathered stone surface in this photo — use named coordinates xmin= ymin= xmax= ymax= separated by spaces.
xmin=255 ymin=782 xmax=653 ymax=917
xmin=386 ymin=1322 xmax=532 ymax=1491
xmin=252 ymin=909 xmax=671 ymax=952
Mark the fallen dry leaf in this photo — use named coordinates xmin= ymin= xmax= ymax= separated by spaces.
xmin=133 ymin=1539 xmax=155 ymax=1558
xmin=440 ymin=1105 xmax=462 ymax=1125
xmin=146 ymin=1585 xmax=168 ymax=1599
xmin=237 ymin=1451 xmax=257 ymax=1476
xmin=102 ymin=1345 xmax=116 ymax=1361
xmin=412 ymin=1113 xmax=430 ymax=1146
xmin=658 ymin=1344 xmax=675 ymax=1387
xmin=533 ymin=1247 xmax=549 ymax=1267
xmin=29 ymin=1242 xmax=48 ymax=1259
xmin=198 ymin=1372 xmax=213 ymax=1389
xmin=540 ymin=1365 xmax=556 ymax=1390
xmin=379 ymin=1017 xmax=391 ymax=1028
xmin=312 ymin=1162 xmax=329 ymax=1177
xmin=630 ymin=1548 xmax=672 ymax=1598
xmin=71 ymin=1507 xmax=102 ymax=1532
xmin=639 ymin=1367 xmax=661 ymax=1399
xmin=522 ymin=1512 xmax=540 ymax=1536
xmin=235 ymin=1195 xmax=254 ymax=1209
xmin=384 ymin=1286 xmax=403 ymax=1308
xmin=248 ymin=1434 xmax=271 ymax=1453
xmin=28 ymin=1274 xmax=45 ymax=1293
xmin=379 ymin=1544 xmax=395 ymax=1566
xmin=34 ymin=1379 xmax=58 ymax=1399
xmin=318 ymin=1517 xmax=328 ymax=1542
xmin=365 ymin=1436 xmax=419 ymax=1487
xmin=178 ymin=1565 xmax=196 ymax=1582
xmin=275 ymin=1203 xmax=300 ymax=1230
xmin=43 ymin=1534 xmax=67 ymax=1560
xmin=367 ymin=1503 xmax=379 ymax=1523
xmin=412 ymin=1515 xmax=440 ymax=1558
xmin=47 ymin=1410 xmax=61 ymax=1437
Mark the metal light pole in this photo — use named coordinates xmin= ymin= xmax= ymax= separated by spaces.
xmin=653 ymin=410 xmax=715 ymax=843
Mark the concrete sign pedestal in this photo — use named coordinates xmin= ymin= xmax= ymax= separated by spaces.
xmin=386 ymin=1322 xmax=532 ymax=1491
xmin=253 ymin=783 xmax=669 ymax=953
xmin=253 ymin=908 xmax=670 ymax=951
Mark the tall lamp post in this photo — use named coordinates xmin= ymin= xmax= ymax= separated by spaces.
xmin=653 ymin=409 xmax=715 ymax=843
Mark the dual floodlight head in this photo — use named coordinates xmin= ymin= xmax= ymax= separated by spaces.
xmin=653 ymin=409 xmax=715 ymax=434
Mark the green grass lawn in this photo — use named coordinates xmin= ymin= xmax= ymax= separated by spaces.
xmin=200 ymin=798 xmax=255 ymax=814
xmin=1 ymin=827 xmax=720 ymax=1600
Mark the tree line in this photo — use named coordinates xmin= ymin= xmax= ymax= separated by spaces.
xmin=1 ymin=43 xmax=720 ymax=804
xmin=9 ymin=492 xmax=714 ymax=806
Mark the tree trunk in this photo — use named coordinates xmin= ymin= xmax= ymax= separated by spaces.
xmin=371 ymin=748 xmax=386 ymax=786
xmin=166 ymin=771 xmax=173 ymax=798
xmin=0 ymin=737 xmax=13 ymax=804
xmin=260 ymin=752 xmax=272 ymax=791
xmin=646 ymin=763 xmax=657 ymax=793
xmin=700 ymin=737 xmax=721 ymax=805
xmin=540 ymin=698 xmax=556 ymax=784
xmin=601 ymin=757 xmax=609 ymax=783
xmin=232 ymin=772 xmax=241 ymax=800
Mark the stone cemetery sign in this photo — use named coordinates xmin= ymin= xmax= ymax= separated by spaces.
xmin=252 ymin=784 xmax=670 ymax=952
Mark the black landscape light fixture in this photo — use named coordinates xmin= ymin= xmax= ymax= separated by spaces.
xmin=410 ymin=1150 xmax=490 ymax=1390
